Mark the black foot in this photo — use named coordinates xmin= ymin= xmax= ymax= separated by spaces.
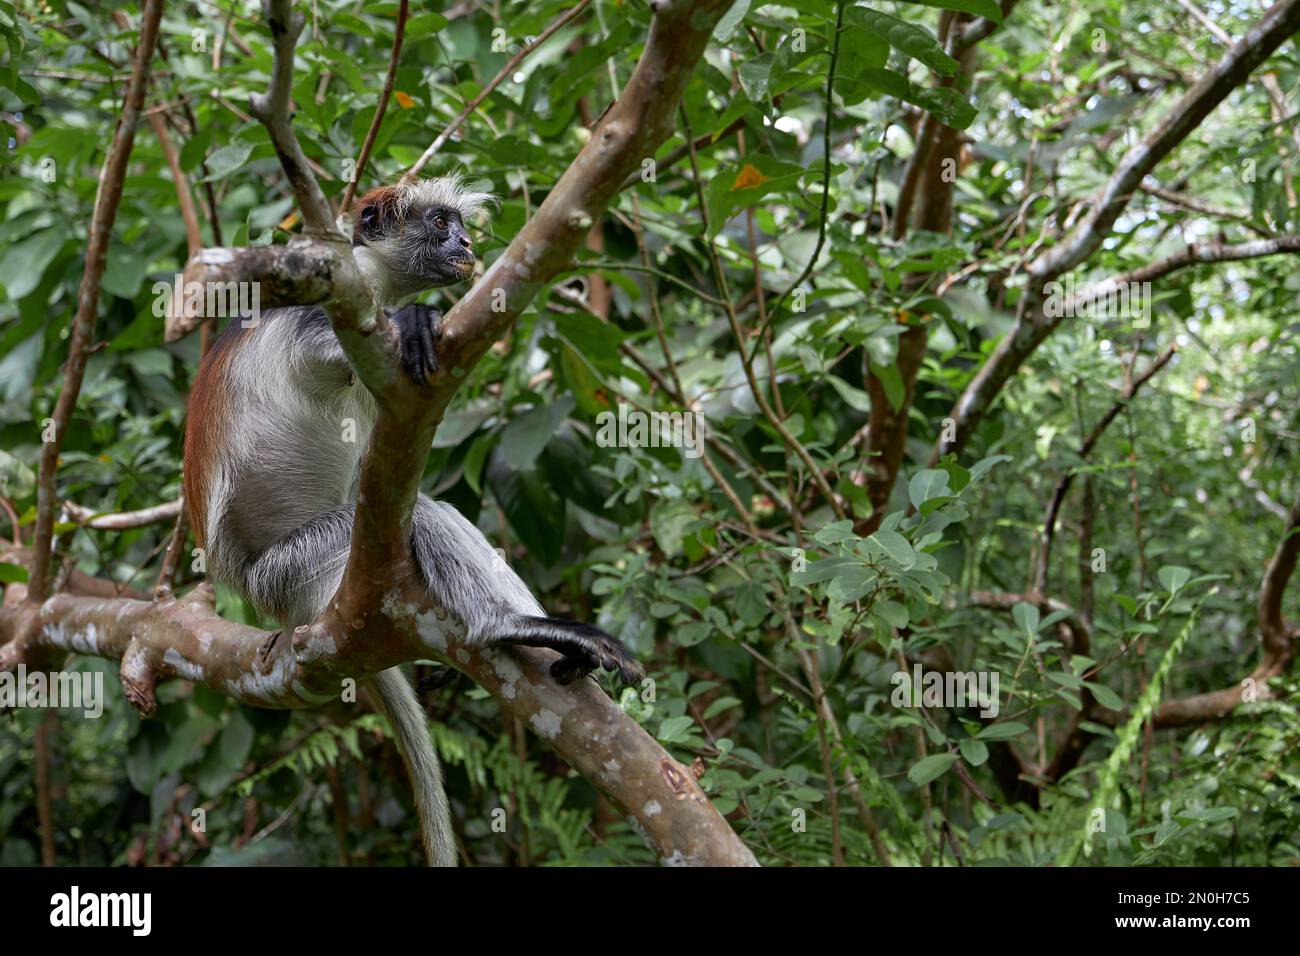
xmin=502 ymin=617 xmax=645 ymax=687
xmin=392 ymin=303 xmax=442 ymax=385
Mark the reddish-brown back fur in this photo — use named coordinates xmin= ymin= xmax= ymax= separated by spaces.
xmin=182 ymin=327 xmax=242 ymax=548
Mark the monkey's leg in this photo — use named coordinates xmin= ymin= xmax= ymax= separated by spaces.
xmin=242 ymin=507 xmax=356 ymax=627
xmin=409 ymin=495 xmax=643 ymax=685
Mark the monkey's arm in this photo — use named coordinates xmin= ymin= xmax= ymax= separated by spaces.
xmin=280 ymin=302 xmax=442 ymax=387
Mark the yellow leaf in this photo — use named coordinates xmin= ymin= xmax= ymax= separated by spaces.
xmin=731 ymin=163 xmax=768 ymax=191
xmin=394 ymin=91 xmax=414 ymax=109
xmin=279 ymin=211 xmax=300 ymax=232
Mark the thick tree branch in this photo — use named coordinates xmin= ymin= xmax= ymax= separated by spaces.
xmin=1134 ymin=496 xmax=1300 ymax=727
xmin=857 ymin=16 xmax=976 ymax=533
xmin=247 ymin=1 xmax=336 ymax=235
xmin=0 ymin=566 xmax=756 ymax=864
xmin=1061 ymin=236 xmax=1300 ymax=316
xmin=1026 ymin=0 xmax=1300 ymax=283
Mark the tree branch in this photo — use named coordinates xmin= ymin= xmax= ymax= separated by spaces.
xmin=26 ymin=0 xmax=165 ymax=604
xmin=402 ymin=0 xmax=594 ymax=182
xmin=339 ymin=0 xmax=408 ymax=215
xmin=0 ymin=564 xmax=756 ymax=864
xmin=1090 ymin=496 xmax=1299 ymax=728
xmin=933 ymin=0 xmax=1300 ymax=461
xmin=63 ymin=498 xmax=183 ymax=531
xmin=1062 ymin=236 xmax=1300 ymax=316
xmin=1033 ymin=345 xmax=1177 ymax=594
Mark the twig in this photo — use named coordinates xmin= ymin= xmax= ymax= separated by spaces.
xmin=1033 ymin=345 xmax=1176 ymax=594
xmin=339 ymin=0 xmax=409 ymax=214
xmin=681 ymin=111 xmax=846 ymax=520
xmin=26 ymin=0 xmax=165 ymax=604
xmin=746 ymin=1 xmax=845 ymax=362
xmin=403 ymin=0 xmax=593 ymax=181
xmin=63 ymin=498 xmax=183 ymax=531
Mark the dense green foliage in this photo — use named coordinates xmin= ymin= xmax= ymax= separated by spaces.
xmin=1 ymin=0 xmax=1298 ymax=866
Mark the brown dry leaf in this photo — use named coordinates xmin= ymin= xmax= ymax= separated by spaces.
xmin=731 ymin=163 xmax=768 ymax=191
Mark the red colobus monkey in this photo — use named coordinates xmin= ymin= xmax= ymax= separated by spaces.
xmin=183 ymin=176 xmax=642 ymax=866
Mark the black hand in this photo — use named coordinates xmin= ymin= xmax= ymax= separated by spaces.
xmin=392 ymin=303 xmax=442 ymax=386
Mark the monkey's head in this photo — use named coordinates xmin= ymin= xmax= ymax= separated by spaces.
xmin=353 ymin=175 xmax=496 ymax=303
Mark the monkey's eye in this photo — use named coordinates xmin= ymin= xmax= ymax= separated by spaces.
xmin=433 ymin=215 xmax=447 ymax=231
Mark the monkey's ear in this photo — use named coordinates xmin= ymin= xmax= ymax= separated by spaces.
xmin=355 ymin=186 xmax=399 ymax=243
xmin=358 ymin=203 xmax=383 ymax=238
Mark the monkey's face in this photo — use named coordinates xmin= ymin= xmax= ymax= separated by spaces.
xmin=358 ymin=200 xmax=478 ymax=296
xmin=402 ymin=206 xmax=478 ymax=286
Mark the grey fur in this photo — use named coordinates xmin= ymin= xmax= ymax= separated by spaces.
xmin=195 ymin=178 xmax=634 ymax=867
xmin=202 ymin=306 xmax=546 ymax=867
xmin=370 ymin=667 xmax=456 ymax=865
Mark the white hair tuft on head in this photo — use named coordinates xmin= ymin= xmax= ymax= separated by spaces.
xmin=397 ymin=174 xmax=497 ymax=222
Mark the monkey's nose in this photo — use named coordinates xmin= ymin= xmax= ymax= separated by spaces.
xmin=458 ymin=234 xmax=473 ymax=251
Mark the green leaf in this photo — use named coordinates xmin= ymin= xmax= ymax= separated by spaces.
xmin=552 ymin=308 xmax=625 ymax=377
xmin=850 ymin=8 xmax=958 ymax=75
xmin=827 ymin=564 xmax=875 ymax=603
xmin=738 ymin=51 xmax=775 ymax=102
xmin=657 ymin=715 xmax=696 ymax=743
xmin=431 ymin=399 xmax=495 ymax=449
xmin=735 ymin=581 xmax=769 ymax=626
xmin=486 ymin=454 xmax=564 ymax=565
xmin=1085 ymin=681 xmax=1125 ymax=711
xmin=868 ymin=529 xmax=916 ymax=569
xmin=870 ymin=361 xmax=905 ymax=412
xmin=901 ymin=0 xmax=1003 ymax=21
xmin=702 ymin=695 xmax=742 ymax=720
xmin=703 ymin=156 xmax=804 ymax=236
xmin=874 ymin=599 xmax=909 ymax=629
xmin=908 ymin=469 xmax=951 ymax=509
xmin=197 ymin=712 xmax=255 ymax=796
xmin=1012 ymin=602 xmax=1040 ymax=638
xmin=402 ymin=11 xmax=448 ymax=38
xmin=976 ymin=721 xmax=1029 ymax=741
xmin=959 ymin=737 xmax=989 ymax=766
xmin=713 ymin=0 xmax=751 ymax=40
xmin=858 ymin=68 xmax=978 ymax=129
xmin=0 ymin=228 xmax=64 ymax=301
xmin=497 ymin=397 xmax=575 ymax=471
xmin=908 ymin=752 xmax=957 ymax=785
xmin=967 ymin=454 xmax=1013 ymax=484
xmin=102 ymin=246 xmax=147 ymax=299
xmin=0 ymin=561 xmax=28 ymax=583
xmin=825 ymin=374 xmax=874 ymax=413
xmin=1158 ymin=565 xmax=1192 ymax=594
xmin=650 ymin=499 xmax=697 ymax=558
xmin=202 ymin=142 xmax=255 ymax=182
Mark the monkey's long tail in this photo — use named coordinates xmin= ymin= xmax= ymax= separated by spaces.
xmin=371 ymin=667 xmax=457 ymax=866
